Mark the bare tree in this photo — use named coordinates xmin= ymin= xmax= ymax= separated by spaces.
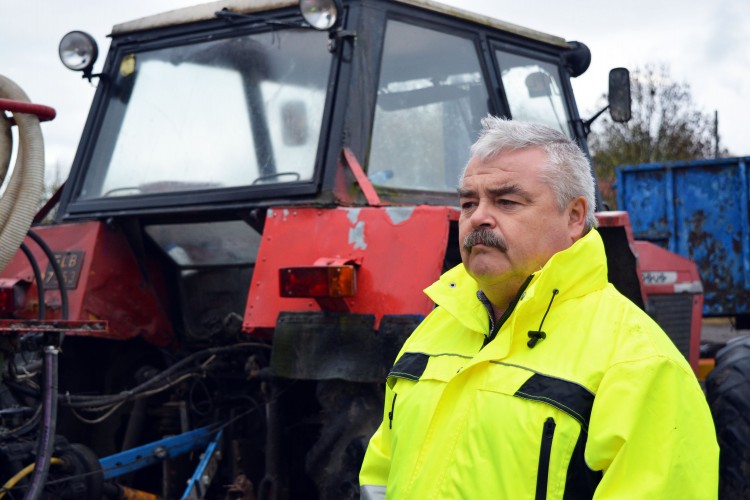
xmin=588 ymin=64 xmax=727 ymax=207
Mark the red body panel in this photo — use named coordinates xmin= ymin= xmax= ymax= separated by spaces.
xmin=1 ymin=222 xmax=173 ymax=346
xmin=243 ymin=206 xmax=458 ymax=334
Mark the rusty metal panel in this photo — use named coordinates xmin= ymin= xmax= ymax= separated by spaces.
xmin=243 ymin=205 xmax=457 ymax=333
xmin=617 ymin=157 xmax=750 ymax=317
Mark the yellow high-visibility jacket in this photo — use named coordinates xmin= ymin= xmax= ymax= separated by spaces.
xmin=360 ymin=229 xmax=718 ymax=499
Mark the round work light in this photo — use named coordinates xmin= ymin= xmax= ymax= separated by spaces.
xmin=299 ymin=0 xmax=341 ymax=30
xmin=59 ymin=31 xmax=99 ymax=73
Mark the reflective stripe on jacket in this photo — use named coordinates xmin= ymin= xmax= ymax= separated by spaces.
xmin=360 ymin=229 xmax=718 ymax=499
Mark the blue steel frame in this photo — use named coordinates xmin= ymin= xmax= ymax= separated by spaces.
xmin=99 ymin=425 xmax=217 ymax=480
xmin=181 ymin=429 xmax=224 ymax=499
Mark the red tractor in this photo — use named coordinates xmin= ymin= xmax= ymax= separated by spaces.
xmin=0 ymin=1 xmax=703 ymax=498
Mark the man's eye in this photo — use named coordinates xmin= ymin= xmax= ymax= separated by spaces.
xmin=498 ymin=199 xmax=518 ymax=206
xmin=461 ymin=201 xmax=477 ymax=210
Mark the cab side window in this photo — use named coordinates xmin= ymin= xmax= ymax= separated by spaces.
xmin=368 ymin=20 xmax=491 ymax=192
xmin=495 ymin=50 xmax=572 ymax=137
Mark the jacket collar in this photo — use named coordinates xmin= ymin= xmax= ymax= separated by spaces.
xmin=426 ymin=229 xmax=609 ymax=334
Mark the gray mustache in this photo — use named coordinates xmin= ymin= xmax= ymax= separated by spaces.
xmin=463 ymin=229 xmax=508 ymax=252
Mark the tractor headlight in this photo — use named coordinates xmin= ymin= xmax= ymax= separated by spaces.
xmin=299 ymin=0 xmax=341 ymax=30
xmin=59 ymin=31 xmax=99 ymax=73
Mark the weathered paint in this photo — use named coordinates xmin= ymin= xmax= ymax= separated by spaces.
xmin=349 ymin=221 xmax=367 ymax=250
xmin=617 ymin=157 xmax=750 ymax=317
xmin=345 ymin=207 xmax=361 ymax=225
xmin=385 ymin=207 xmax=415 ymax=225
xmin=243 ymin=206 xmax=455 ymax=333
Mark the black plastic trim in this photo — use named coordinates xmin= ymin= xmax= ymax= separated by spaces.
xmin=514 ymin=373 xmax=595 ymax=431
xmin=388 ymin=352 xmax=429 ymax=382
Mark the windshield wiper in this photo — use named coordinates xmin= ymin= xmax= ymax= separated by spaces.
xmin=215 ymin=8 xmax=305 ymax=28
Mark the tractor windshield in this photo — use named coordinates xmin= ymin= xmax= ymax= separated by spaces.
xmin=77 ymin=28 xmax=332 ymax=200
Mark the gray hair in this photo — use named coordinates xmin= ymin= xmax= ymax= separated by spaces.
xmin=463 ymin=116 xmax=598 ymax=231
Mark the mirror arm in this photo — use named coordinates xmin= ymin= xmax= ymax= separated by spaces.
xmin=581 ymin=104 xmax=609 ymax=137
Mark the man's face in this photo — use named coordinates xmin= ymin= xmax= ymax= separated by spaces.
xmin=458 ymin=147 xmax=585 ymax=303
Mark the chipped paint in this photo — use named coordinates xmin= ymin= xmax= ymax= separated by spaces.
xmin=282 ymin=209 xmax=290 ymax=221
xmin=345 ymin=207 xmax=361 ymax=225
xmin=349 ymin=221 xmax=367 ymax=249
xmin=385 ymin=207 xmax=415 ymax=225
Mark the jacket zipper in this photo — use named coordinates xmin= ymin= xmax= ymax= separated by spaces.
xmin=481 ymin=274 xmax=534 ymax=348
xmin=388 ymin=393 xmax=398 ymax=429
xmin=535 ymin=417 xmax=556 ymax=500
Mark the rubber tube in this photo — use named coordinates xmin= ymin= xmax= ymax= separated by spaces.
xmin=23 ymin=345 xmax=59 ymax=500
xmin=18 ymin=242 xmax=45 ymax=319
xmin=0 ymin=75 xmax=45 ymax=274
xmin=26 ymin=230 xmax=68 ymax=320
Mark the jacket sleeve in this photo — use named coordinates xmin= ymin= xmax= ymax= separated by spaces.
xmin=359 ymin=380 xmax=394 ymax=500
xmin=586 ymin=354 xmax=719 ymax=499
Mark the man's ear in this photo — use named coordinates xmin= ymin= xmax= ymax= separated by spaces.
xmin=567 ymin=196 xmax=587 ymax=240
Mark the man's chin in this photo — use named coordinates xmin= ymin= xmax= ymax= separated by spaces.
xmin=467 ymin=245 xmax=504 ymax=258
xmin=464 ymin=260 xmax=509 ymax=283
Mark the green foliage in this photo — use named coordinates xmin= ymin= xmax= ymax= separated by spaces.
xmin=588 ymin=64 xmax=727 ymax=207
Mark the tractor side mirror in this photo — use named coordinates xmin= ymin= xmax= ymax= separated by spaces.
xmin=608 ymin=68 xmax=631 ymax=123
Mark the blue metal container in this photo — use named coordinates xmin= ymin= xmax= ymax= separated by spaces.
xmin=616 ymin=157 xmax=750 ymax=318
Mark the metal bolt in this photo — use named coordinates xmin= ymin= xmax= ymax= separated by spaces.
xmin=153 ymin=446 xmax=167 ymax=459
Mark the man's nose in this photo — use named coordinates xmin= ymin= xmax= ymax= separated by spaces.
xmin=469 ymin=200 xmax=495 ymax=228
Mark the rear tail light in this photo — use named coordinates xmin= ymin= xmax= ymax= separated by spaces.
xmin=279 ymin=265 xmax=356 ymax=298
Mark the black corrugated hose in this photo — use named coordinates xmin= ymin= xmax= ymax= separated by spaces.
xmin=22 ymin=229 xmax=67 ymax=500
xmin=23 ymin=344 xmax=59 ymax=500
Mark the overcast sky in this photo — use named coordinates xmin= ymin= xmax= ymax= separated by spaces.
xmin=2 ymin=0 xmax=748 ymax=182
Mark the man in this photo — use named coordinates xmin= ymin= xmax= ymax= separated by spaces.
xmin=359 ymin=118 xmax=718 ymax=499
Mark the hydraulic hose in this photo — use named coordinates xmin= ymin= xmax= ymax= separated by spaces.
xmin=0 ymin=458 xmax=63 ymax=499
xmin=18 ymin=242 xmax=46 ymax=319
xmin=0 ymin=75 xmax=45 ymax=274
xmin=27 ymin=230 xmax=68 ymax=320
xmin=23 ymin=344 xmax=59 ymax=500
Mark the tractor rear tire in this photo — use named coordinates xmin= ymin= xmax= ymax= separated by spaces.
xmin=706 ymin=336 xmax=750 ymax=500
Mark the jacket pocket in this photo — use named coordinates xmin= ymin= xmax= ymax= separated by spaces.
xmin=536 ymin=417 xmax=556 ymax=500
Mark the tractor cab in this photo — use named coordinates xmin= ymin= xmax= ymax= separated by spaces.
xmin=58 ymin=0 xmax=597 ymax=219
xmin=49 ymin=0 xmax=618 ymax=346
